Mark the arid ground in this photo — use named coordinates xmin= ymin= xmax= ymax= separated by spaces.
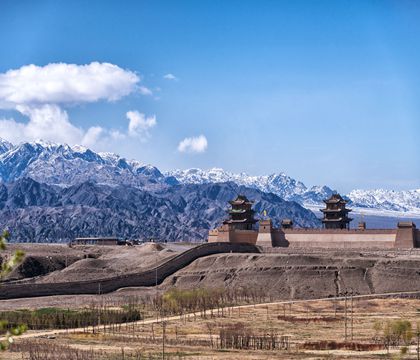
xmin=2 ymin=244 xmax=420 ymax=359
xmin=3 ymin=296 xmax=420 ymax=359
xmin=2 ymin=244 xmax=420 ymax=303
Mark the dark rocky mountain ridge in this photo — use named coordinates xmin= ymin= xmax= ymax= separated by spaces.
xmin=0 ymin=178 xmax=319 ymax=243
xmin=1 ymin=139 xmax=419 ymax=215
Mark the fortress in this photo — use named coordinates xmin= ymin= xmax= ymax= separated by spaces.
xmin=208 ymin=194 xmax=420 ymax=249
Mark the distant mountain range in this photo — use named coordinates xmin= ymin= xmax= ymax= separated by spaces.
xmin=167 ymin=168 xmax=420 ymax=215
xmin=166 ymin=168 xmax=333 ymax=206
xmin=0 ymin=139 xmax=173 ymax=189
xmin=0 ymin=138 xmax=418 ymax=242
xmin=0 ymin=139 xmax=319 ymax=242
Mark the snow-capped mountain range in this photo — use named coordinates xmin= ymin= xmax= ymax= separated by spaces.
xmin=1 ymin=138 xmax=419 ymax=217
xmin=166 ymin=170 xmax=420 ymax=216
xmin=348 ymin=189 xmax=420 ymax=214
xmin=0 ymin=139 xmax=320 ymax=242
xmin=0 ymin=139 xmax=171 ymax=189
xmin=165 ymin=168 xmax=334 ymax=205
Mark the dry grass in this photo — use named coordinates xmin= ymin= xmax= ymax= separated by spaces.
xmin=6 ymin=296 xmax=420 ymax=359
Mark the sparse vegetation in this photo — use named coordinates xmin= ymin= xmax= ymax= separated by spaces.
xmin=10 ymin=340 xmax=188 ymax=360
xmin=2 ymin=244 xmax=420 ymax=360
xmin=376 ymin=319 xmax=413 ymax=352
xmin=0 ymin=230 xmax=26 ymax=350
xmin=4 ymin=293 xmax=419 ymax=359
xmin=0 ymin=230 xmax=24 ymax=279
xmin=0 ymin=304 xmax=142 ymax=331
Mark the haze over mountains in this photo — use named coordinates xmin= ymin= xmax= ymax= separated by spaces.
xmin=0 ymin=139 xmax=418 ymax=242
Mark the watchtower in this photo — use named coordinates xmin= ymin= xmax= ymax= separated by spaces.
xmin=223 ymin=195 xmax=257 ymax=230
xmin=320 ymin=193 xmax=353 ymax=230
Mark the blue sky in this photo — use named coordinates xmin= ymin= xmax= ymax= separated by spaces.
xmin=0 ymin=0 xmax=419 ymax=192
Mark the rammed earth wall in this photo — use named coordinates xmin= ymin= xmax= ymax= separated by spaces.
xmin=0 ymin=242 xmax=261 ymax=300
xmin=273 ymin=229 xmax=397 ymax=249
xmin=254 ymin=220 xmax=419 ymax=249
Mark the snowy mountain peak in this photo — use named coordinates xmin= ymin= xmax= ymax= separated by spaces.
xmin=30 ymin=139 xmax=60 ymax=149
xmin=0 ymin=139 xmax=418 ymax=216
xmin=348 ymin=188 xmax=420 ymax=213
xmin=166 ymin=167 xmax=420 ymax=216
xmin=0 ymin=140 xmax=164 ymax=188
xmin=98 ymin=151 xmax=121 ymax=163
xmin=0 ymin=138 xmax=14 ymax=154
xmin=165 ymin=168 xmax=312 ymax=201
xmin=71 ymin=144 xmax=89 ymax=153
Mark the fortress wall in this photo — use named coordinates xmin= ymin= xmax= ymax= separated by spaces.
xmin=215 ymin=228 xmax=230 ymax=242
xmin=209 ymin=227 xmax=258 ymax=245
xmin=0 ymin=242 xmax=261 ymax=300
xmin=269 ymin=228 xmax=399 ymax=248
xmin=256 ymin=233 xmax=272 ymax=247
xmin=230 ymin=230 xmax=258 ymax=245
xmin=207 ymin=232 xmax=219 ymax=243
xmin=281 ymin=229 xmax=397 ymax=235
xmin=281 ymin=232 xmax=396 ymax=249
xmin=257 ymin=228 xmax=401 ymax=248
xmin=395 ymin=226 xmax=416 ymax=248
xmin=209 ymin=224 xmax=418 ymax=249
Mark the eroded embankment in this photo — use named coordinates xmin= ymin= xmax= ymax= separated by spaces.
xmin=2 ymin=245 xmax=420 ymax=301
xmin=162 ymin=252 xmax=420 ymax=299
xmin=0 ymin=242 xmax=260 ymax=299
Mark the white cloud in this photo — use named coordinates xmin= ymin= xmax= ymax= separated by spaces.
xmin=0 ymin=62 xmax=143 ymax=107
xmin=178 ymin=135 xmax=208 ymax=153
xmin=126 ymin=110 xmax=157 ymax=138
xmin=163 ymin=73 xmax=178 ymax=81
xmin=0 ymin=105 xmax=109 ymax=147
xmin=0 ymin=105 xmax=83 ymax=144
xmin=139 ymin=86 xmax=153 ymax=96
xmin=82 ymin=126 xmax=104 ymax=147
xmin=0 ymin=62 xmax=153 ymax=147
xmin=0 ymin=117 xmax=27 ymax=144
xmin=110 ymin=129 xmax=126 ymax=140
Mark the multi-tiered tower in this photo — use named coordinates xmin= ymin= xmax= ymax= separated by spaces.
xmin=320 ymin=193 xmax=353 ymax=229
xmin=223 ymin=195 xmax=257 ymax=230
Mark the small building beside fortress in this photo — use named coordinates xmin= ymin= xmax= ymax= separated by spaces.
xmin=208 ymin=194 xmax=420 ymax=249
xmin=70 ymin=237 xmax=133 ymax=246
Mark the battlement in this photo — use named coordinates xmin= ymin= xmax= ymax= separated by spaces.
xmin=209 ymin=219 xmax=419 ymax=249
xmin=207 ymin=196 xmax=419 ymax=249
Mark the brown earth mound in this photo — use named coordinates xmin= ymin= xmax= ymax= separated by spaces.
xmin=161 ymin=250 xmax=420 ymax=299
xmin=5 ymin=255 xmax=80 ymax=281
xmin=1 ymin=243 xmax=178 ymax=284
xmin=137 ymin=242 xmax=164 ymax=252
xmin=2 ymin=245 xmax=420 ymax=302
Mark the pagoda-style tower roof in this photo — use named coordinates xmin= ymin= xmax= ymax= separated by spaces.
xmin=320 ymin=193 xmax=353 ymax=229
xmin=320 ymin=208 xmax=352 ymax=213
xmin=323 ymin=193 xmax=348 ymax=205
xmin=229 ymin=194 xmax=254 ymax=206
xmin=223 ymin=194 xmax=257 ymax=230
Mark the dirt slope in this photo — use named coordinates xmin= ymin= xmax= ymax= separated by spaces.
xmin=2 ymin=244 xmax=420 ymax=302
xmin=162 ymin=250 xmax=420 ymax=299
xmin=1 ymin=243 xmax=179 ymax=283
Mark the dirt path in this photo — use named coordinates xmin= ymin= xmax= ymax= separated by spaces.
xmin=3 ymin=289 xmax=420 ymax=341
